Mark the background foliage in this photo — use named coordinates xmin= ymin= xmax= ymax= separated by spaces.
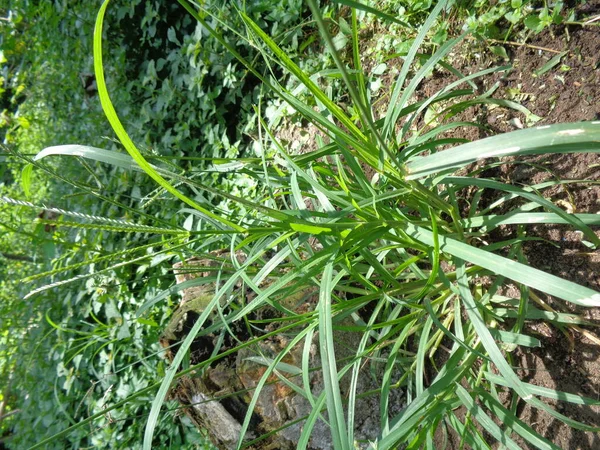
xmin=1 ymin=0 xmax=314 ymax=447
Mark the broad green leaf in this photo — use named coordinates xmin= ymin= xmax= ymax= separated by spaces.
xmin=21 ymin=163 xmax=33 ymax=198
xmin=534 ymin=51 xmax=568 ymax=77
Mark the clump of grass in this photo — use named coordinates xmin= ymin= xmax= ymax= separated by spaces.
xmin=28 ymin=0 xmax=600 ymax=448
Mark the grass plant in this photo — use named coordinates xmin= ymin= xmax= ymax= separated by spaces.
xmin=21 ymin=0 xmax=600 ymax=448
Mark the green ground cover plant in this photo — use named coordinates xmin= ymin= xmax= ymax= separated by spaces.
xmin=3 ymin=0 xmax=600 ymax=448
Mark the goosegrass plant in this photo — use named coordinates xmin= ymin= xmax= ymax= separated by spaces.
xmin=22 ymin=0 xmax=600 ymax=448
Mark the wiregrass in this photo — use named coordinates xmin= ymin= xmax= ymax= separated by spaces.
xmin=26 ymin=0 xmax=600 ymax=448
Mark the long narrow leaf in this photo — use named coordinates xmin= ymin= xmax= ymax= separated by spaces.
xmin=455 ymin=384 xmax=522 ymax=450
xmin=318 ymin=263 xmax=349 ymax=450
xmin=383 ymin=0 xmax=447 ymax=140
xmin=406 ymin=122 xmax=600 ymax=179
xmin=445 ymin=176 xmax=600 ymax=246
xmin=485 ymin=372 xmax=600 ymax=406
xmin=462 ymin=212 xmax=600 ymax=229
xmin=477 ymin=390 xmax=560 ymax=450
xmin=94 ymin=0 xmax=244 ymax=232
xmin=240 ymin=12 xmax=367 ymax=147
xmin=332 ymin=0 xmax=410 ymax=27
xmin=405 ymin=223 xmax=600 ymax=307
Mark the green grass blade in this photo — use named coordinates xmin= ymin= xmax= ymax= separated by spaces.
xmin=380 ymin=347 xmax=477 ymax=448
xmin=394 ymin=33 xmax=467 ymax=143
xmin=35 ymin=145 xmax=141 ymax=171
xmin=454 ymin=260 xmax=533 ymax=400
xmin=307 ymin=0 xmax=392 ymax=170
xmin=240 ymin=12 xmax=367 ymax=147
xmin=406 ymin=122 xmax=600 ymax=179
xmin=485 ymin=371 xmax=600 ymax=406
xmin=346 ymin=299 xmax=385 ymax=443
xmin=94 ymin=0 xmax=244 ymax=232
xmin=332 ymin=0 xmax=410 ymax=27
xmin=380 ymin=318 xmax=418 ymax=434
xmin=477 ymin=390 xmax=560 ymax=450
xmin=409 ymin=121 xmax=486 ymax=148
xmin=34 ymin=145 xmax=186 ymax=181
xmin=445 ymin=176 xmax=600 ymax=246
xmin=405 ymin=223 xmax=600 ymax=307
xmin=237 ymin=324 xmax=317 ymax=449
xmin=534 ymin=51 xmax=568 ymax=77
xmin=382 ymin=0 xmax=447 ymax=140
xmin=402 ymin=65 xmax=510 ymax=144
xmin=447 ymin=411 xmax=492 ymax=450
xmin=476 ymin=180 xmax=595 ymax=216
xmin=493 ymin=307 xmax=590 ymax=325
xmin=454 ymin=384 xmax=522 ymax=450
xmin=298 ymin=390 xmax=328 ymax=450
xmin=416 ymin=316 xmax=434 ymax=396
xmin=23 ymin=238 xmax=183 ymax=298
xmin=462 ymin=212 xmax=600 ymax=229
xmin=489 ymin=329 xmax=540 ymax=348
xmin=143 ymin=274 xmax=239 ymax=450
xmin=350 ymin=8 xmax=369 ymax=132
xmin=318 ymin=263 xmax=349 ymax=450
xmin=302 ymin=327 xmax=318 ymax=409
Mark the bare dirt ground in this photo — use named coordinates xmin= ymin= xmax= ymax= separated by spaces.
xmin=498 ymin=20 xmax=600 ymax=450
xmin=414 ymin=4 xmax=600 ymax=448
